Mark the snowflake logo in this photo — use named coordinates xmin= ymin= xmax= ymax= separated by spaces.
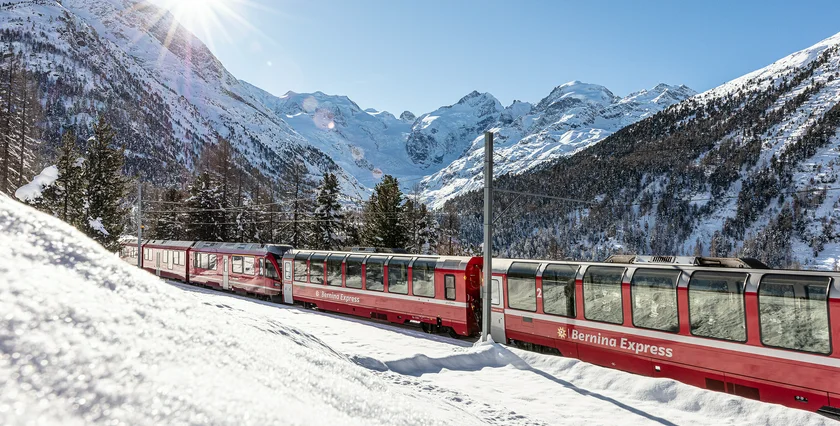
xmin=316 ymin=291 xmax=320 ymax=297
xmin=557 ymin=327 xmax=567 ymax=339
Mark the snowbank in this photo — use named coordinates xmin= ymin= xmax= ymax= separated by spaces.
xmin=14 ymin=165 xmax=58 ymax=202
xmin=0 ymin=196 xmax=477 ymax=425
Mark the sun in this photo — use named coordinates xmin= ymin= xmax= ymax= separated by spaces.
xmin=149 ymin=0 xmax=258 ymax=53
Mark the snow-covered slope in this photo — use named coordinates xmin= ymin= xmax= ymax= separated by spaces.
xmin=242 ymin=82 xmax=421 ymax=190
xmin=0 ymin=0 xmax=364 ymax=193
xmin=0 ymin=194 xmax=830 ymax=425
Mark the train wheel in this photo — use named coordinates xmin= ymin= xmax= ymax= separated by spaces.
xmin=421 ymin=323 xmax=432 ymax=334
xmin=447 ymin=328 xmax=461 ymax=339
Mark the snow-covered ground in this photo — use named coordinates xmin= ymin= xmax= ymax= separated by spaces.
xmin=0 ymin=195 xmax=830 ymax=425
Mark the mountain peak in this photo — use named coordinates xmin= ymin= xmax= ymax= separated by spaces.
xmin=538 ymin=81 xmax=617 ymax=110
xmin=400 ymin=111 xmax=416 ymax=121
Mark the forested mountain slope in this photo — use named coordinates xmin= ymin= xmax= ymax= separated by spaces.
xmin=450 ymin=32 xmax=840 ymax=270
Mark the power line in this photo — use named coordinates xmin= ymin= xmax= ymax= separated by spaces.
xmin=494 ymin=189 xmax=596 ymax=205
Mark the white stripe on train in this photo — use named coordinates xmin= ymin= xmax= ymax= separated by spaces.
xmin=291 ymin=281 xmax=469 ymax=308
xmin=503 ymin=309 xmax=840 ymax=369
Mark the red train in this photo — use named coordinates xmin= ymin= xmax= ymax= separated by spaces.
xmin=120 ymin=240 xmax=840 ymax=418
xmin=120 ymin=239 xmax=291 ymax=298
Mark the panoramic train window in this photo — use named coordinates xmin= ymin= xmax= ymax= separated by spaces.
xmin=508 ymin=263 xmax=539 ymax=312
xmin=294 ymin=253 xmax=309 ymax=283
xmin=243 ymin=256 xmax=255 ymax=275
xmin=689 ymin=271 xmax=747 ymax=342
xmin=308 ymin=254 xmax=326 ymax=284
xmin=388 ymin=258 xmax=409 ymax=294
xmin=326 ymin=254 xmax=344 ymax=286
xmin=445 ymin=275 xmax=456 ymax=300
xmin=366 ymin=257 xmax=386 ymax=291
xmin=345 ymin=255 xmax=365 ymax=289
xmin=543 ymin=264 xmax=577 ymax=317
xmin=632 ymin=269 xmax=680 ymax=332
xmin=583 ymin=266 xmax=625 ymax=324
xmin=412 ymin=258 xmax=436 ymax=298
xmin=759 ymin=275 xmax=831 ymax=354
xmin=491 ymin=278 xmax=500 ymax=305
xmin=232 ymin=256 xmax=244 ymax=274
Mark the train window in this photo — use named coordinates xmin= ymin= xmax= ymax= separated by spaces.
xmin=243 ymin=256 xmax=255 ymax=275
xmin=508 ymin=263 xmax=539 ymax=312
xmin=144 ymin=248 xmax=151 ymax=260
xmin=232 ymin=256 xmax=244 ymax=274
xmin=412 ymin=258 xmax=436 ymax=298
xmin=294 ymin=253 xmax=309 ymax=283
xmin=583 ymin=266 xmax=625 ymax=324
xmin=632 ymin=269 xmax=680 ymax=333
xmin=543 ymin=264 xmax=577 ymax=318
xmin=388 ymin=258 xmax=409 ymax=294
xmin=366 ymin=257 xmax=386 ymax=292
xmin=445 ymin=275 xmax=456 ymax=300
xmin=193 ymin=254 xmax=199 ymax=269
xmin=259 ymin=258 xmax=265 ymax=276
xmin=689 ymin=271 xmax=747 ymax=342
xmin=345 ymin=255 xmax=365 ymax=289
xmin=265 ymin=262 xmax=279 ymax=280
xmin=309 ymin=254 xmax=326 ymax=284
xmin=209 ymin=254 xmax=217 ymax=270
xmin=326 ymin=254 xmax=344 ymax=287
xmin=759 ymin=275 xmax=831 ymax=354
xmin=491 ymin=278 xmax=500 ymax=305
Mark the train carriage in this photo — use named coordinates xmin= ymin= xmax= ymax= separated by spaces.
xmin=490 ymin=255 xmax=840 ymax=416
xmin=281 ymin=249 xmax=483 ymax=337
xmin=190 ymin=241 xmax=290 ymax=297
xmin=118 ymin=237 xmax=143 ymax=265
xmin=141 ymin=240 xmax=194 ymax=282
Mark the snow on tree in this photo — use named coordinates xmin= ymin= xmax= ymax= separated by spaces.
xmin=82 ymin=118 xmax=128 ymax=251
xmin=22 ymin=130 xmax=85 ymax=227
xmin=311 ymin=172 xmax=344 ymax=250
xmin=362 ymin=175 xmax=406 ymax=249
xmin=185 ymin=171 xmax=225 ymax=242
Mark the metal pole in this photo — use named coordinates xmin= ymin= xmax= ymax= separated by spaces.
xmin=482 ymin=131 xmax=493 ymax=342
xmin=137 ymin=182 xmax=142 ymax=268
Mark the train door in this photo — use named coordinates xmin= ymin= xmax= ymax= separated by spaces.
xmin=283 ymin=259 xmax=294 ymax=304
xmin=222 ymin=256 xmax=230 ymax=290
xmin=155 ymin=251 xmax=161 ymax=277
xmin=490 ymin=277 xmax=506 ymax=343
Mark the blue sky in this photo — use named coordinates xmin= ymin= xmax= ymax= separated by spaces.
xmin=168 ymin=0 xmax=840 ymax=115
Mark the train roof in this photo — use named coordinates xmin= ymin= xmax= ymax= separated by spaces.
xmin=284 ymin=249 xmax=480 ymax=271
xmin=144 ymin=240 xmax=196 ymax=248
xmin=490 ymin=256 xmax=838 ymax=277
xmin=603 ymin=255 xmax=770 ymax=269
xmin=193 ymin=241 xmax=293 ymax=256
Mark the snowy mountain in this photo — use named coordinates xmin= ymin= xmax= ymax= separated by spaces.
xmin=420 ymin=82 xmax=696 ymax=206
xmin=244 ymin=81 xmax=693 ymax=205
xmin=449 ymin=32 xmax=840 ymax=270
xmin=0 ymin=0 xmax=365 ymax=194
xmin=1 ymin=193 xmax=830 ymax=425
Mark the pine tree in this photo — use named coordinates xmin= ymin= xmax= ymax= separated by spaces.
xmin=0 ymin=46 xmax=15 ymax=194
xmin=149 ymin=187 xmax=186 ymax=240
xmin=29 ymin=129 xmax=85 ymax=226
xmin=286 ymin=162 xmax=315 ymax=248
xmin=185 ymin=171 xmax=225 ymax=241
xmin=12 ymin=66 xmax=42 ymax=188
xmin=362 ymin=175 xmax=406 ymax=249
xmin=82 ymin=117 xmax=128 ymax=251
xmin=311 ymin=172 xmax=344 ymax=250
xmin=437 ymin=203 xmax=460 ymax=255
xmin=403 ymin=189 xmax=437 ymax=254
